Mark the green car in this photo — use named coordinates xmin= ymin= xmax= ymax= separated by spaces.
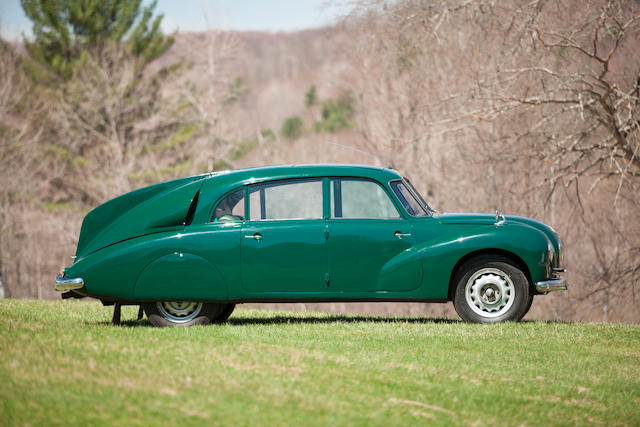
xmin=55 ymin=164 xmax=567 ymax=326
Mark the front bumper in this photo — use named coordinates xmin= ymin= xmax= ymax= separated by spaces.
xmin=535 ymin=277 xmax=567 ymax=294
xmin=55 ymin=274 xmax=84 ymax=291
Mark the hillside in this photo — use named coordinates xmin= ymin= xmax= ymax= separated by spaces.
xmin=0 ymin=0 xmax=638 ymax=323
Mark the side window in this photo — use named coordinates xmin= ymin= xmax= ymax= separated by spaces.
xmin=249 ymin=179 xmax=323 ymax=220
xmin=390 ymin=181 xmax=428 ymax=217
xmin=331 ymin=178 xmax=400 ymax=219
xmin=212 ymin=189 xmax=245 ymax=222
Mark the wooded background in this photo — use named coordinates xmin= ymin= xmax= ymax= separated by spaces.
xmin=1 ymin=0 xmax=638 ymax=322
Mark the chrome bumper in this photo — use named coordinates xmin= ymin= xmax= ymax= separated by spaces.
xmin=55 ymin=274 xmax=84 ymax=291
xmin=535 ymin=278 xmax=567 ymax=294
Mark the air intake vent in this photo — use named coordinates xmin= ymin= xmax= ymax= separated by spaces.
xmin=184 ymin=190 xmax=200 ymax=226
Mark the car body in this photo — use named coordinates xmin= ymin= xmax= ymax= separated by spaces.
xmin=56 ymin=164 xmax=567 ymax=325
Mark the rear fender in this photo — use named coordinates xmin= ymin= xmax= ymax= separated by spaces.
xmin=134 ymin=252 xmax=228 ymax=301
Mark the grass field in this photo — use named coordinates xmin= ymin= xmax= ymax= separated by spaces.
xmin=1 ymin=299 xmax=639 ymax=426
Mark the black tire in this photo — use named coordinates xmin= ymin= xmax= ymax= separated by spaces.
xmin=143 ymin=301 xmax=233 ymax=327
xmin=213 ymin=303 xmax=235 ymax=323
xmin=453 ymin=255 xmax=531 ymax=323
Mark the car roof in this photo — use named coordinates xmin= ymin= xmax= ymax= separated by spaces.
xmin=207 ymin=164 xmax=403 ymax=184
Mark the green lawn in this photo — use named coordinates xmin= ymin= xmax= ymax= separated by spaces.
xmin=0 ymin=300 xmax=638 ymax=426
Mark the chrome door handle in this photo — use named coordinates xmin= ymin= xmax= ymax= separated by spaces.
xmin=394 ymin=232 xmax=411 ymax=239
xmin=244 ymin=233 xmax=263 ymax=241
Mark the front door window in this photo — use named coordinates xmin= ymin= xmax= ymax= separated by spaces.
xmin=331 ymin=178 xmax=400 ymax=219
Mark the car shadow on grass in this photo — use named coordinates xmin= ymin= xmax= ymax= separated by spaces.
xmin=226 ymin=317 xmax=572 ymax=326
xmin=92 ymin=319 xmax=153 ymax=327
xmin=91 ymin=314 xmax=573 ymax=328
xmin=92 ymin=313 xmax=567 ymax=328
xmin=227 ymin=315 xmax=460 ymax=325
xmin=94 ymin=314 xmax=460 ymax=327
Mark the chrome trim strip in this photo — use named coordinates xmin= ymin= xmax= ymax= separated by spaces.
xmin=535 ymin=278 xmax=567 ymax=294
xmin=55 ymin=274 xmax=85 ymax=291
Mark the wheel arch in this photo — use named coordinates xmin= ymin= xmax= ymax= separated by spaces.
xmin=447 ymin=248 xmax=533 ymax=301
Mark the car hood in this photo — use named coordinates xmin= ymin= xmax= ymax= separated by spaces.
xmin=75 ymin=174 xmax=211 ymax=258
xmin=436 ymin=212 xmax=561 ymax=256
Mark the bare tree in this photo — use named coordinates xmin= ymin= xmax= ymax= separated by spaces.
xmin=475 ymin=1 xmax=640 ymax=320
xmin=179 ymin=17 xmax=242 ymax=171
xmin=42 ymin=43 xmax=186 ymax=203
xmin=0 ymin=40 xmax=44 ymax=298
xmin=338 ymin=0 xmax=640 ymax=320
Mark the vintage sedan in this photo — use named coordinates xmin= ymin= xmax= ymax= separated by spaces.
xmin=55 ymin=164 xmax=567 ymax=326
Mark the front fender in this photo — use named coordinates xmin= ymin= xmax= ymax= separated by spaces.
xmin=377 ymin=247 xmax=423 ymax=292
xmin=415 ymin=224 xmax=549 ymax=299
xmin=134 ymin=252 xmax=228 ymax=301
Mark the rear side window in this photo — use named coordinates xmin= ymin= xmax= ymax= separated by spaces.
xmin=249 ymin=179 xmax=323 ymax=220
xmin=330 ymin=178 xmax=400 ymax=219
xmin=212 ymin=189 xmax=245 ymax=222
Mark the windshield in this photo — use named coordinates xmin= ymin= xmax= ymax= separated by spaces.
xmin=404 ymin=179 xmax=436 ymax=214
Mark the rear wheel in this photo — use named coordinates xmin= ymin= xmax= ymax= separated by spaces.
xmin=143 ymin=301 xmax=235 ymax=327
xmin=453 ymin=256 xmax=531 ymax=323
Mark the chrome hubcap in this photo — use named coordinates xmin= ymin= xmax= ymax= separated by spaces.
xmin=465 ymin=268 xmax=515 ymax=318
xmin=156 ymin=301 xmax=203 ymax=323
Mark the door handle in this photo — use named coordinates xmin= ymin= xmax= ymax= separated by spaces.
xmin=244 ymin=233 xmax=263 ymax=241
xmin=394 ymin=231 xmax=411 ymax=239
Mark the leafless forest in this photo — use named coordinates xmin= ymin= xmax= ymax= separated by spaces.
xmin=1 ymin=0 xmax=638 ymax=322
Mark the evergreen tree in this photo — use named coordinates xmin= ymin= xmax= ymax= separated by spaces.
xmin=281 ymin=116 xmax=303 ymax=140
xmin=305 ymin=85 xmax=317 ymax=107
xmin=21 ymin=0 xmax=173 ymax=79
xmin=19 ymin=0 xmax=186 ymax=203
xmin=314 ymin=90 xmax=355 ymax=133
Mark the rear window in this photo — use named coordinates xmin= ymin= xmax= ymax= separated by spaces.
xmin=211 ymin=189 xmax=245 ymax=222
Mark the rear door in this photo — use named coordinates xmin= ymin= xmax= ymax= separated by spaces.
xmin=326 ymin=178 xmax=421 ymax=293
xmin=241 ymin=179 xmax=327 ymax=293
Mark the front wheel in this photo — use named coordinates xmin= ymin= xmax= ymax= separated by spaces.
xmin=453 ymin=256 xmax=531 ymax=323
xmin=143 ymin=301 xmax=235 ymax=327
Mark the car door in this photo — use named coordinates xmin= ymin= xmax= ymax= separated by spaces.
xmin=241 ymin=178 xmax=327 ymax=293
xmin=326 ymin=178 xmax=422 ymax=293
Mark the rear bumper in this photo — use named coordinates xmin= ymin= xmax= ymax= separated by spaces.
xmin=535 ymin=278 xmax=567 ymax=294
xmin=55 ymin=274 xmax=84 ymax=291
